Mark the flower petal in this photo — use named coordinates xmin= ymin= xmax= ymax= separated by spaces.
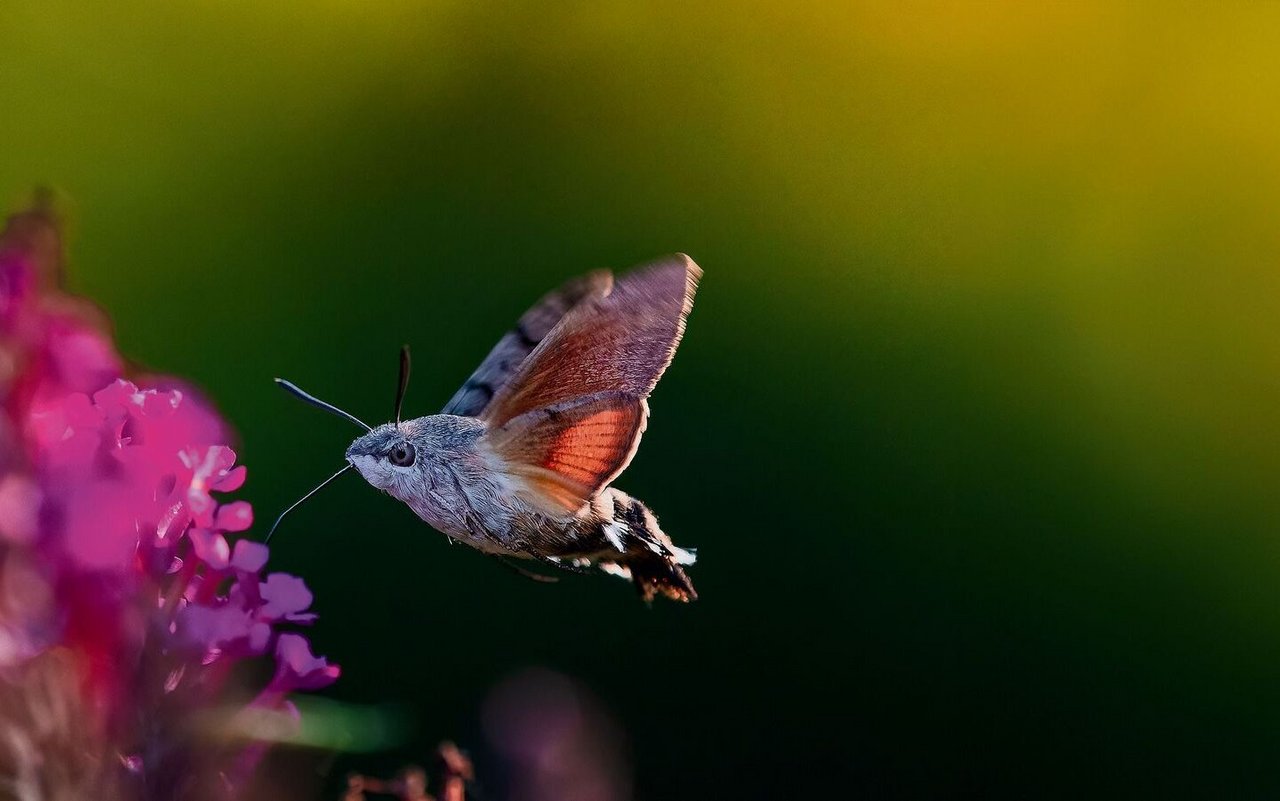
xmin=189 ymin=529 xmax=230 ymax=571
xmin=259 ymin=573 xmax=313 ymax=620
xmin=271 ymin=633 xmax=339 ymax=692
xmin=231 ymin=539 xmax=269 ymax=573
xmin=214 ymin=501 xmax=253 ymax=533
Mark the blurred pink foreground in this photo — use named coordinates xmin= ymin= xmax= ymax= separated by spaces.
xmin=0 ymin=199 xmax=336 ymax=800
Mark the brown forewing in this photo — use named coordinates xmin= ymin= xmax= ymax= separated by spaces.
xmin=442 ymin=270 xmax=613 ymax=417
xmin=480 ymin=254 xmax=701 ymax=429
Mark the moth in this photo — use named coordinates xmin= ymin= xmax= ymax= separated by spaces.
xmin=270 ymin=255 xmax=701 ymax=602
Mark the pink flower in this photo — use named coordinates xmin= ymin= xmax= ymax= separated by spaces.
xmin=270 ymin=633 xmax=341 ymax=693
xmin=0 ymin=199 xmax=338 ymax=799
xmin=260 ymin=573 xmax=316 ymax=622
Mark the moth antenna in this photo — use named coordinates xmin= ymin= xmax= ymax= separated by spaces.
xmin=265 ymin=464 xmax=353 ymax=543
xmin=395 ymin=344 xmax=411 ymax=428
xmin=274 ymin=378 xmax=372 ymax=432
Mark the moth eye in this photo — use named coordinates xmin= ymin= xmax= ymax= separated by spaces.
xmin=388 ymin=442 xmax=416 ymax=467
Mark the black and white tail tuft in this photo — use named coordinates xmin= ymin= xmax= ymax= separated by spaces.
xmin=594 ymin=489 xmax=698 ymax=602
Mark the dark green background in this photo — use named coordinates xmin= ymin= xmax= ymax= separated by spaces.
xmin=5 ymin=2 xmax=1280 ymax=797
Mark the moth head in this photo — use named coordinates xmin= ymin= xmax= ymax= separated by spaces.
xmin=268 ymin=344 xmax=426 ymax=541
xmin=346 ymin=423 xmax=422 ymax=493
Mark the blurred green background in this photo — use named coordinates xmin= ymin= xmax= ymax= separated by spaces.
xmin=6 ymin=1 xmax=1280 ymax=796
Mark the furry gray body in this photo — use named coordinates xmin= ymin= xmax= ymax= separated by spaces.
xmin=347 ymin=419 xmax=694 ymax=572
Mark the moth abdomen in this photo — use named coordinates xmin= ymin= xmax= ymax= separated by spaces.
xmin=568 ymin=488 xmax=698 ymax=602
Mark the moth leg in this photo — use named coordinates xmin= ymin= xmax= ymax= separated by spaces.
xmin=515 ymin=544 xmax=592 ymax=575
xmin=494 ymin=555 xmax=560 ymax=584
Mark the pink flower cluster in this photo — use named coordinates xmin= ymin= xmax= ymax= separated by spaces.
xmin=0 ymin=199 xmax=336 ymax=798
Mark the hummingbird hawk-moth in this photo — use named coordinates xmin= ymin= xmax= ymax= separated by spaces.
xmin=270 ymin=255 xmax=701 ymax=602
